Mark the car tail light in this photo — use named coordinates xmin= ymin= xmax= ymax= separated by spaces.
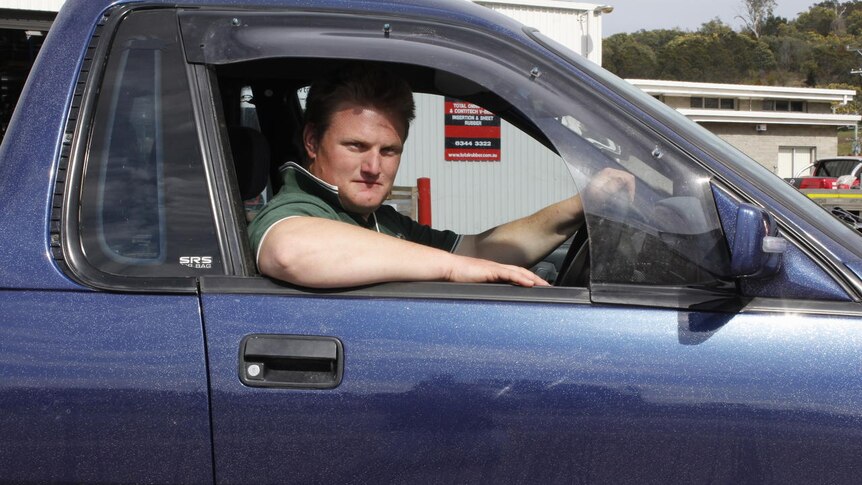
xmin=799 ymin=177 xmax=837 ymax=189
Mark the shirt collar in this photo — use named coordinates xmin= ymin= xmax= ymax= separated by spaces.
xmin=279 ymin=161 xmax=378 ymax=230
xmin=280 ymin=161 xmax=339 ymax=194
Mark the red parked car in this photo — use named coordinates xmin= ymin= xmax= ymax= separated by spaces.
xmin=787 ymin=156 xmax=862 ymax=189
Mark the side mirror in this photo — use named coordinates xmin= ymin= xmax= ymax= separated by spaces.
xmin=730 ymin=204 xmax=787 ymax=279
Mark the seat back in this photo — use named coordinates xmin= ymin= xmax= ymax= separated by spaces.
xmin=228 ymin=126 xmax=273 ymax=223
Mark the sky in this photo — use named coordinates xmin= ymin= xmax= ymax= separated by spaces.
xmin=602 ymin=0 xmax=821 ymax=36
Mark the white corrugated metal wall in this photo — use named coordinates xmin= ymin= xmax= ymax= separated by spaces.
xmin=394 ymin=1 xmax=606 ymax=234
xmin=396 ymin=94 xmax=576 ymax=234
xmin=474 ymin=0 xmax=606 ymax=65
xmin=0 ymin=0 xmax=63 ymax=11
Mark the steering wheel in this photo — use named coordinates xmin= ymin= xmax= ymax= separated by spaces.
xmin=554 ymin=225 xmax=590 ymax=287
xmin=554 ymin=190 xmax=645 ymax=287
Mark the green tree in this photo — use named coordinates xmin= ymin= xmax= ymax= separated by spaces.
xmin=763 ymin=30 xmax=811 ymax=73
xmin=700 ymin=17 xmax=734 ymax=36
xmin=809 ymin=34 xmax=860 ymax=84
xmin=760 ymin=15 xmax=788 ymax=37
xmin=753 ymin=40 xmax=778 ymax=71
xmin=737 ymin=0 xmax=777 ymax=38
xmin=658 ymin=31 xmax=757 ymax=82
xmin=796 ymin=6 xmax=839 ymax=35
xmin=630 ymin=29 xmax=686 ymax=51
xmin=607 ymin=2 xmax=862 ymax=88
xmin=603 ymin=34 xmax=659 ymax=78
xmin=846 ymin=9 xmax=862 ymax=35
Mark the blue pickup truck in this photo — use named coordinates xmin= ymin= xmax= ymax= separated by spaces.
xmin=3 ymin=0 xmax=862 ymax=483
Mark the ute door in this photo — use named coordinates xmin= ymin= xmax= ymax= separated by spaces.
xmin=188 ymin=9 xmax=862 ymax=483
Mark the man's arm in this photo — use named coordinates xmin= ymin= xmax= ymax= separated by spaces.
xmin=257 ymin=216 xmax=549 ymax=288
xmin=455 ymin=167 xmax=636 ymax=267
xmin=454 ymin=196 xmax=584 ymax=267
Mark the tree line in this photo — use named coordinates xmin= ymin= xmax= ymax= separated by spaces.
xmin=603 ymin=1 xmax=862 ymax=113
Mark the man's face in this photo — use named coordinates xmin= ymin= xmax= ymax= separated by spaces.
xmin=304 ymin=102 xmax=406 ymax=217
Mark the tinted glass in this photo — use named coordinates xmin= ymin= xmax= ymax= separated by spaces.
xmin=530 ymin=33 xmax=733 ymax=288
xmin=79 ymin=10 xmax=223 ymax=277
xmin=815 ymin=159 xmax=861 ymax=176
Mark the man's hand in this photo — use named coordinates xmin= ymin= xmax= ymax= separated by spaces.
xmin=584 ymin=167 xmax=636 ymax=210
xmin=445 ymin=254 xmax=550 ymax=287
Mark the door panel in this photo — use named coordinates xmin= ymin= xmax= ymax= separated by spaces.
xmin=0 ymin=291 xmax=212 ymax=484
xmin=202 ymin=287 xmax=862 ymax=483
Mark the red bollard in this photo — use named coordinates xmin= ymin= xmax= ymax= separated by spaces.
xmin=417 ymin=177 xmax=431 ymax=226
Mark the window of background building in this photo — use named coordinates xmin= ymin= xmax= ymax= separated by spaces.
xmin=763 ymin=99 xmax=805 ymax=112
xmin=690 ymin=97 xmax=735 ymax=109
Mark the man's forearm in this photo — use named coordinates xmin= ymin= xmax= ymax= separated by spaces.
xmin=455 ymin=195 xmax=584 ymax=267
xmin=257 ymin=217 xmax=548 ymax=288
xmin=456 ymin=167 xmax=636 ymax=268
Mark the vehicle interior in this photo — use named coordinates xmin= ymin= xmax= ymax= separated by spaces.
xmin=213 ymin=58 xmax=586 ymax=285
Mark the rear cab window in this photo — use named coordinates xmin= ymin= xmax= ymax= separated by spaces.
xmin=76 ymin=9 xmax=223 ymax=280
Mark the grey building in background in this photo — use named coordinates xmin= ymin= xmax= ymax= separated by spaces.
xmin=630 ymin=79 xmax=861 ymax=178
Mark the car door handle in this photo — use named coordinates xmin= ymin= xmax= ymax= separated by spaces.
xmin=239 ymin=334 xmax=343 ymax=389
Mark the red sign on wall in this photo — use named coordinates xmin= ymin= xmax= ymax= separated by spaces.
xmin=444 ymin=97 xmax=500 ymax=161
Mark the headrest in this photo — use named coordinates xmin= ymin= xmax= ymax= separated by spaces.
xmin=228 ymin=126 xmax=271 ymax=200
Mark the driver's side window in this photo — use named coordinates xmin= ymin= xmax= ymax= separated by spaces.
xmin=217 ymin=65 xmax=583 ymax=285
xmin=216 ymin=58 xmax=733 ymax=292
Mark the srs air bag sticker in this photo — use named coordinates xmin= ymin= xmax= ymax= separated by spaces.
xmin=179 ymin=256 xmax=213 ymax=269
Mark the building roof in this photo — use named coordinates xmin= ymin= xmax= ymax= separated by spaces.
xmin=473 ymin=0 xmax=611 ymax=12
xmin=629 ymin=79 xmax=856 ymax=103
xmin=680 ymin=109 xmax=860 ymax=126
xmin=628 ymin=79 xmax=861 ymax=126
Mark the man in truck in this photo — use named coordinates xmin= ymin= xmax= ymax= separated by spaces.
xmin=248 ymin=65 xmax=634 ymax=288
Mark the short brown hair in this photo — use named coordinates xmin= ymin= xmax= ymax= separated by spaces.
xmin=303 ymin=65 xmax=416 ymax=145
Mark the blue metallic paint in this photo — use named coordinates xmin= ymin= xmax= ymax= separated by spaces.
xmin=712 ymin=184 xmax=851 ymax=301
xmin=202 ymin=293 xmax=862 ymax=483
xmin=0 ymin=290 xmax=212 ymax=483
xmin=846 ymin=261 xmax=862 ymax=281
xmin=0 ymin=0 xmax=109 ymax=290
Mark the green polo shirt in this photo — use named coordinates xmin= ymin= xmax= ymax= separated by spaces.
xmin=248 ymin=162 xmax=461 ymax=263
